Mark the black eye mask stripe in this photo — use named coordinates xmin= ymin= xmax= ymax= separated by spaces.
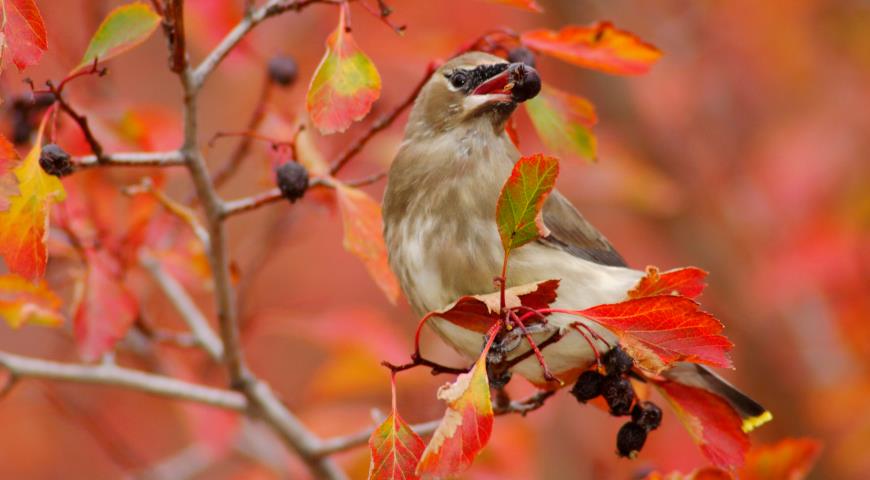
xmin=446 ymin=63 xmax=509 ymax=94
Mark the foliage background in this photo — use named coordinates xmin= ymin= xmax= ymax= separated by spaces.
xmin=0 ymin=0 xmax=867 ymax=478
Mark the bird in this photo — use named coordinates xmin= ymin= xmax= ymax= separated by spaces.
xmin=382 ymin=51 xmax=769 ymax=431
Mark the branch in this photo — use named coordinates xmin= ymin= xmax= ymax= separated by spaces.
xmin=0 ymin=351 xmax=246 ymax=411
xmin=47 ymin=79 xmax=106 ymax=161
xmin=74 ymin=150 xmax=186 ymax=168
xmin=314 ymin=390 xmax=556 ymax=457
xmin=190 ymin=0 xmax=343 ymax=92
xmin=140 ymin=252 xmax=224 ymax=361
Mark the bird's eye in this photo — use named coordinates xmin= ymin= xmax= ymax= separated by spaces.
xmin=450 ymin=72 xmax=468 ymax=89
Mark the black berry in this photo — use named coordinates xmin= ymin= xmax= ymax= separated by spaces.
xmin=603 ymin=346 xmax=633 ymax=375
xmin=507 ymin=47 xmax=536 ymax=68
xmin=571 ymin=370 xmax=605 ymax=403
xmin=12 ymin=111 xmax=32 ymax=145
xmin=268 ymin=56 xmax=299 ymax=87
xmin=31 ymin=92 xmax=56 ymax=109
xmin=632 ymin=401 xmax=663 ymax=431
xmin=39 ymin=144 xmax=74 ymax=177
xmin=616 ymin=421 xmax=647 ymax=458
xmin=601 ymin=375 xmax=635 ymax=416
xmin=275 ymin=162 xmax=309 ymax=203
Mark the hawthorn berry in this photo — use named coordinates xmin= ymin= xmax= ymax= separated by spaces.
xmin=275 ymin=162 xmax=309 ymax=203
xmin=616 ymin=421 xmax=647 ymax=458
xmin=507 ymin=47 xmax=536 ymax=68
xmin=268 ymin=55 xmax=299 ymax=87
xmin=632 ymin=401 xmax=663 ymax=431
xmin=601 ymin=374 xmax=634 ymax=416
xmin=571 ymin=370 xmax=605 ymax=403
xmin=603 ymin=346 xmax=633 ymax=376
xmin=39 ymin=144 xmax=74 ymax=177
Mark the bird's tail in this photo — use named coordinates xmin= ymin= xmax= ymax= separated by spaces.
xmin=663 ymin=363 xmax=772 ymax=432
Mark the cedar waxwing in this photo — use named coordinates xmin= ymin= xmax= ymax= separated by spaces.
xmin=383 ymin=52 xmax=770 ymax=431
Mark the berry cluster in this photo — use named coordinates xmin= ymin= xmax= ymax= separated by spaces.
xmin=569 ymin=346 xmax=663 ymax=458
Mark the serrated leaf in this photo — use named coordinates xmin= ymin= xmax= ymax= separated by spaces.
xmin=654 ymin=379 xmax=750 ymax=469
xmin=334 ymin=182 xmax=400 ymax=304
xmin=0 ymin=273 xmax=63 ymax=328
xmin=73 ymin=248 xmax=138 ymax=361
xmin=480 ymin=0 xmax=542 ymax=12
xmin=368 ymin=411 xmax=425 ymax=480
xmin=496 ymin=153 xmax=559 ymax=255
xmin=0 ymin=114 xmax=66 ymax=280
xmin=629 ymin=266 xmax=709 ymax=299
xmin=521 ymin=22 xmax=661 ymax=75
xmin=579 ymin=295 xmax=733 ymax=373
xmin=525 ymin=85 xmax=597 ymax=162
xmin=435 ymin=279 xmax=559 ymax=333
xmin=306 ymin=8 xmax=381 ymax=134
xmin=416 ymin=348 xmax=494 ymax=477
xmin=75 ymin=2 xmax=161 ymax=71
xmin=2 ymin=0 xmax=47 ymax=70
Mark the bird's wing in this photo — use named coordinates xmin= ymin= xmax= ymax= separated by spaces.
xmin=538 ymin=190 xmax=628 ymax=267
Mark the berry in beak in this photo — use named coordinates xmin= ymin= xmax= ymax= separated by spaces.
xmin=472 ymin=62 xmax=541 ymax=103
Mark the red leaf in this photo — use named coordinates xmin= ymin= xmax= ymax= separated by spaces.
xmin=2 ymin=0 xmax=48 ymax=70
xmin=73 ymin=248 xmax=138 ymax=361
xmin=655 ymin=379 xmax=749 ymax=469
xmin=417 ymin=343 xmax=496 ymax=477
xmin=334 ymin=183 xmax=401 ymax=304
xmin=579 ymin=296 xmax=733 ymax=372
xmin=629 ymin=266 xmax=709 ymax=299
xmin=306 ymin=8 xmax=381 ymax=134
xmin=434 ymin=279 xmax=559 ymax=333
xmin=368 ymin=376 xmax=425 ymax=480
xmin=521 ymin=22 xmax=661 ymax=75
xmin=0 ymin=273 xmax=64 ymax=329
xmin=480 ymin=0 xmax=543 ymax=12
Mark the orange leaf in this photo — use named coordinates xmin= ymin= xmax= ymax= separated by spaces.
xmin=334 ymin=183 xmax=401 ymax=304
xmin=2 ymin=0 xmax=48 ymax=70
xmin=742 ymin=437 xmax=822 ymax=480
xmin=73 ymin=248 xmax=138 ymax=361
xmin=496 ymin=153 xmax=559 ymax=255
xmin=417 ymin=344 xmax=495 ymax=477
xmin=435 ymin=279 xmax=559 ymax=333
xmin=306 ymin=8 xmax=381 ymax=134
xmin=480 ymin=0 xmax=543 ymax=12
xmin=521 ymin=22 xmax=661 ymax=75
xmin=629 ymin=266 xmax=709 ymax=299
xmin=655 ymin=379 xmax=749 ymax=469
xmin=368 ymin=384 xmax=425 ymax=480
xmin=0 ymin=133 xmax=19 ymax=211
xmin=0 ymin=115 xmax=66 ymax=280
xmin=579 ymin=295 xmax=733 ymax=372
xmin=644 ymin=437 xmax=822 ymax=480
xmin=525 ymin=84 xmax=597 ymax=162
xmin=0 ymin=273 xmax=64 ymax=329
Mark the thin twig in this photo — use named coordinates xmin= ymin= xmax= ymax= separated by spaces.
xmin=74 ymin=150 xmax=186 ymax=168
xmin=190 ymin=0 xmax=343 ymax=92
xmin=0 ymin=351 xmax=246 ymax=411
xmin=165 ymin=0 xmax=187 ymax=73
xmin=140 ymin=252 xmax=225 ymax=361
xmin=329 ymin=62 xmax=434 ymax=175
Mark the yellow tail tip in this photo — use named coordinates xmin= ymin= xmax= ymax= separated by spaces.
xmin=742 ymin=410 xmax=773 ymax=433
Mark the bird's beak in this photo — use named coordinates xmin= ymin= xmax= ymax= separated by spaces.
xmin=471 ymin=62 xmax=541 ymax=103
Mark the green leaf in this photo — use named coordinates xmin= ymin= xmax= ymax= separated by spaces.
xmin=76 ymin=2 xmax=161 ymax=71
xmin=495 ymin=154 xmax=559 ymax=255
xmin=525 ymin=84 xmax=598 ymax=162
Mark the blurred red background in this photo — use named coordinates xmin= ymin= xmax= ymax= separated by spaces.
xmin=0 ymin=0 xmax=867 ymax=478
